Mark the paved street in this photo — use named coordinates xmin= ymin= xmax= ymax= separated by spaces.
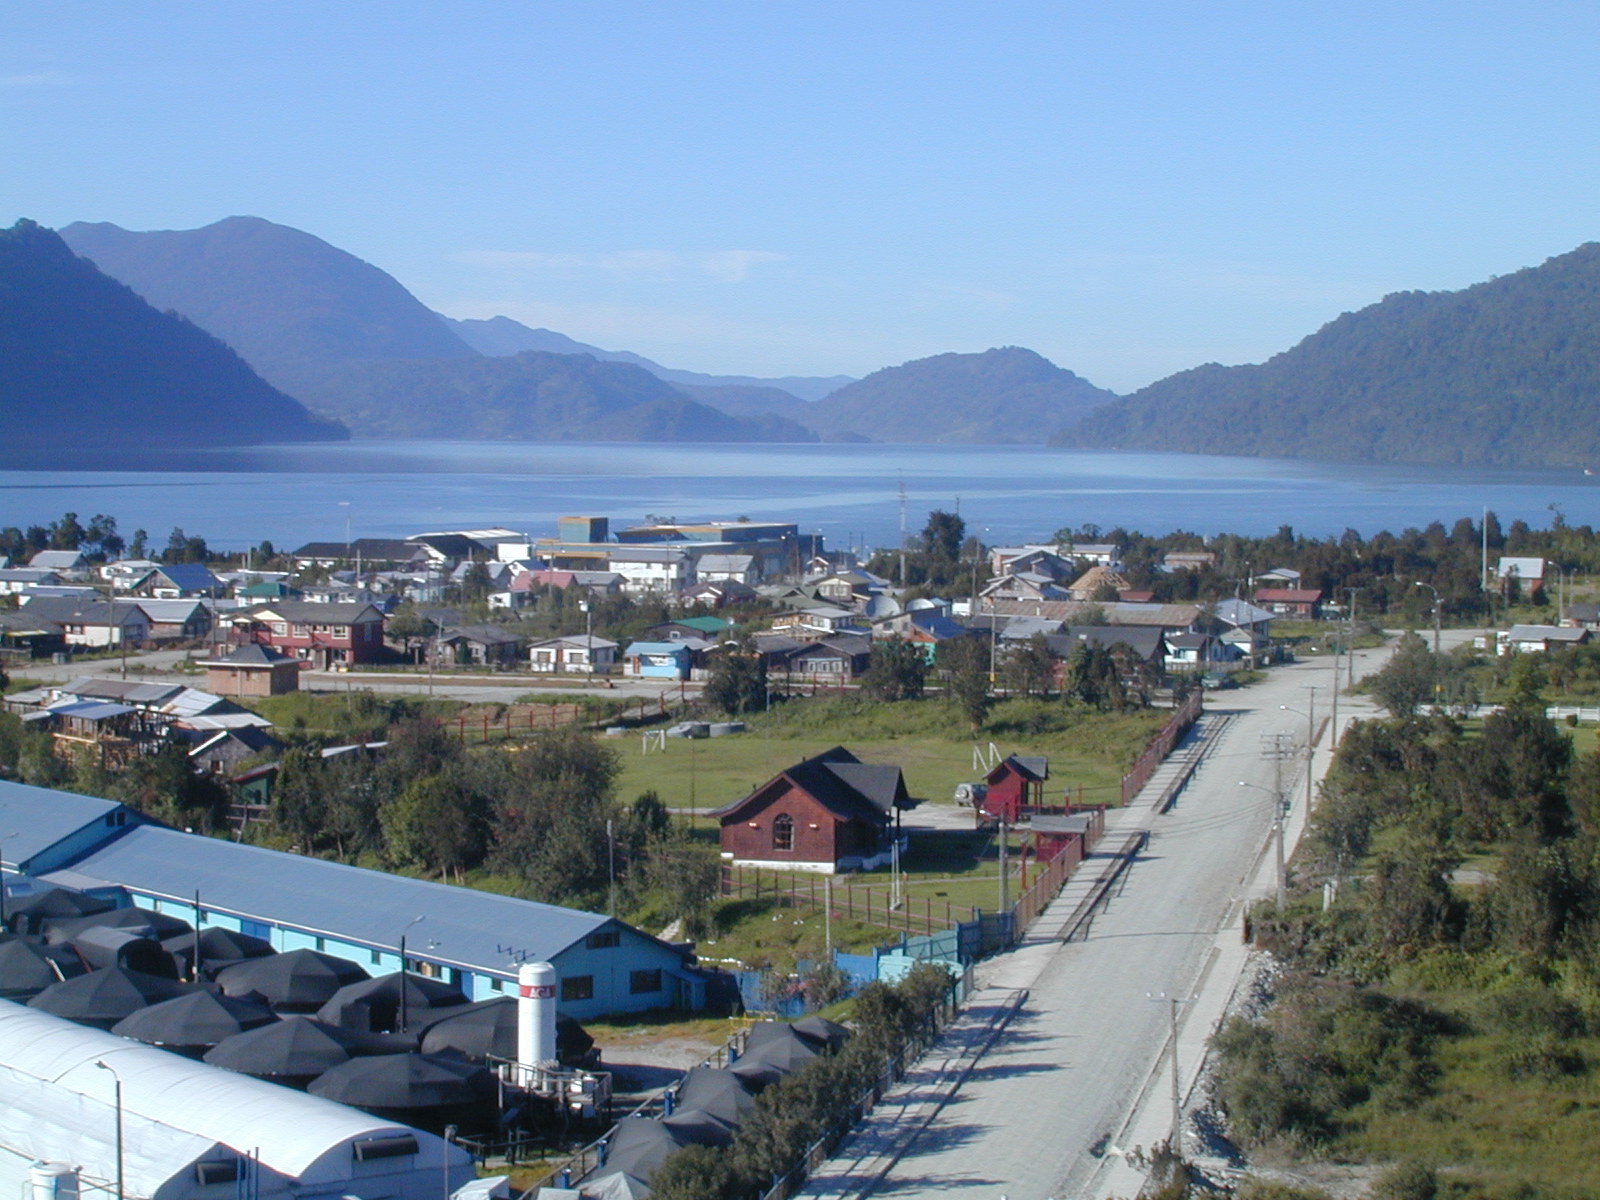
xmin=10 ymin=648 xmax=694 ymax=705
xmin=803 ymin=645 xmax=1399 ymax=1200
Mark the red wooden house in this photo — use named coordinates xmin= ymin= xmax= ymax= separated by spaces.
xmin=1252 ymin=587 xmax=1324 ymax=619
xmin=714 ymin=746 xmax=915 ymax=874
xmin=980 ymin=755 xmax=1049 ymax=824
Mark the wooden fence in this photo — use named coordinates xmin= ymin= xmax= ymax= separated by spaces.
xmin=719 ymin=863 xmax=978 ymax=935
xmin=449 ymin=695 xmax=673 ymax=745
xmin=1120 ymin=689 xmax=1203 ymax=804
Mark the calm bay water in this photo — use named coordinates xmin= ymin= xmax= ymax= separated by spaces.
xmin=1 ymin=440 xmax=1598 ymax=552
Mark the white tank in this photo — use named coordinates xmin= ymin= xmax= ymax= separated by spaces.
xmin=30 ymin=1163 xmax=79 ymax=1200
xmin=516 ymin=961 xmax=559 ymax=1068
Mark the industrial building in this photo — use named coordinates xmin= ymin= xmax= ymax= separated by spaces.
xmin=3 ymin=781 xmax=710 ymax=1020
xmin=0 ymin=1000 xmax=473 ymax=1200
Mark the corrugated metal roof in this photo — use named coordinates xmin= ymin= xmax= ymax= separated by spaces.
xmin=0 ymin=781 xmax=131 ymax=871
xmin=43 ymin=826 xmax=616 ymax=978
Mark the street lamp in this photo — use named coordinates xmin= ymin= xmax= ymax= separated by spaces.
xmin=1146 ymin=992 xmax=1193 ymax=1150
xmin=1239 ymin=781 xmax=1286 ymax=907
xmin=579 ymin=600 xmax=593 ymax=675
xmin=398 ymin=914 xmax=425 ymax=1031
xmin=1280 ymin=692 xmax=1316 ymax=816
xmin=1413 ymin=581 xmax=1441 ymax=655
xmin=95 ymin=1060 xmax=125 ymax=1200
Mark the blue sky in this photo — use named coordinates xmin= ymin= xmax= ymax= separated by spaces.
xmin=7 ymin=2 xmax=1600 ymax=390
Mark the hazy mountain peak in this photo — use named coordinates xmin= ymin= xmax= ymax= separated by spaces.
xmin=805 ymin=346 xmax=1118 ymax=443
xmin=59 ymin=216 xmax=480 ymax=373
xmin=0 ymin=218 xmax=344 ymax=456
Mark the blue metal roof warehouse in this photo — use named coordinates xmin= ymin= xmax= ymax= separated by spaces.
xmin=1 ymin=781 xmax=706 ymax=1019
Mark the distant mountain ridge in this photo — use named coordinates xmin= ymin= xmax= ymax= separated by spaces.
xmin=804 ymin=347 xmax=1119 ymax=443
xmin=0 ymin=219 xmax=344 ymax=455
xmin=60 ymin=217 xmax=480 ymax=380
xmin=1055 ymin=243 xmax=1600 ymax=468
xmin=277 ymin=350 xmax=819 ymax=443
xmin=446 ymin=315 xmax=854 ymax=403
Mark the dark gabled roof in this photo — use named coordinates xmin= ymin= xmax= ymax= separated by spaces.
xmin=200 ymin=642 xmax=295 ymax=667
xmin=987 ymin=754 xmax=1048 ymax=784
xmin=21 ymin=598 xmax=146 ymax=627
xmin=0 ymin=609 xmax=63 ymax=635
xmin=908 ymin=612 xmax=973 ymax=641
xmin=238 ymin=602 xmax=385 ymax=624
xmin=143 ymin=562 xmax=223 ymax=591
xmin=292 ymin=539 xmax=426 ymax=562
xmin=713 ymin=746 xmax=911 ymax=826
xmin=789 ymin=634 xmax=872 ymax=660
xmin=439 ymin=624 xmax=522 ymax=646
xmin=1568 ymin=602 xmax=1600 ymax=622
xmin=1059 ymin=624 xmax=1166 ymax=661
xmin=405 ymin=534 xmax=480 ymax=560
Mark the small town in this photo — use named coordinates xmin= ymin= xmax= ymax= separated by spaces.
xmin=11 ymin=8 xmax=1600 ymax=1199
xmin=4 ymin=504 xmax=1600 ymax=1199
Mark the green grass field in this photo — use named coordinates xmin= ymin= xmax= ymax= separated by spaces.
xmin=613 ymin=694 xmax=1167 ymax=824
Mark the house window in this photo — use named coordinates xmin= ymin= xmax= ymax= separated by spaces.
xmin=561 ymin=975 xmax=594 ymax=1002
xmin=334 ymin=625 xmax=348 ymax=637
xmin=773 ymin=813 xmax=795 ymax=852
xmin=586 ymin=930 xmax=621 ymax=950
xmin=630 ymin=969 xmax=663 ymax=995
xmin=490 ymin=977 xmax=504 ymax=993
xmin=273 ymin=622 xmax=288 ymax=635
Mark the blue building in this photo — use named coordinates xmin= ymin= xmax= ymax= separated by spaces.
xmin=622 ymin=640 xmax=694 ymax=679
xmin=2 ymin=781 xmax=708 ymax=1020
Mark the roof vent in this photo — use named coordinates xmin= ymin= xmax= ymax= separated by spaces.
xmin=352 ymin=1135 xmax=419 ymax=1161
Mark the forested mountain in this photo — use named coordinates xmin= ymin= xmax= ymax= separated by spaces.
xmin=805 ymin=346 xmax=1118 ymax=443
xmin=0 ymin=219 xmax=345 ymax=455
xmin=446 ymin=315 xmax=854 ymax=403
xmin=1055 ymin=243 xmax=1600 ymax=468
xmin=59 ymin=217 xmax=480 ymax=397
xmin=284 ymin=350 xmax=818 ymax=442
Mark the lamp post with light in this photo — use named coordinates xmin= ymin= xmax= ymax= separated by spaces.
xmin=1280 ymin=691 xmax=1316 ymax=815
xmin=95 ymin=1060 xmax=125 ymax=1200
xmin=1413 ymin=581 xmax=1442 ymax=656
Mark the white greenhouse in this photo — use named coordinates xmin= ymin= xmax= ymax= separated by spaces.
xmin=0 ymin=1000 xmax=474 ymax=1200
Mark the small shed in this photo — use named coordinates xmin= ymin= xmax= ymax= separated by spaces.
xmin=1030 ymin=812 xmax=1099 ymax=864
xmin=622 ymin=641 xmax=693 ymax=679
xmin=200 ymin=642 xmax=301 ymax=696
xmin=981 ymin=755 xmax=1049 ymax=824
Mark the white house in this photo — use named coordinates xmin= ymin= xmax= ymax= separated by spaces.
xmin=528 ymin=635 xmax=619 ymax=674
xmin=607 ymin=548 xmax=693 ymax=594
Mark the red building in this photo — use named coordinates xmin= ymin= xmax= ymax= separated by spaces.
xmin=1029 ymin=809 xmax=1105 ymax=864
xmin=713 ymin=746 xmax=914 ymax=874
xmin=980 ymin=755 xmax=1049 ymax=825
xmin=1252 ymin=587 xmax=1324 ymax=619
xmin=218 ymin=601 xmax=387 ymax=669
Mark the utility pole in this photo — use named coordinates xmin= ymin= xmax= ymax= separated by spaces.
xmin=1414 ymin=581 xmax=1442 ymax=655
xmin=606 ymin=818 xmax=616 ymax=917
xmin=1344 ymin=587 xmax=1364 ymax=689
xmin=1300 ymin=686 xmax=1317 ymax=814
xmin=998 ymin=811 xmax=1010 ymax=915
xmin=824 ymin=876 xmax=834 ymax=958
xmin=897 ymin=475 xmax=908 ymax=590
xmin=1168 ymin=995 xmax=1182 ymax=1148
xmin=1330 ymin=627 xmax=1340 ymax=752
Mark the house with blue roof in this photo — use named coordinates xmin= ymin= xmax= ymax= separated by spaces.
xmin=128 ymin=562 xmax=225 ymax=599
xmin=622 ymin=641 xmax=694 ymax=679
xmin=1 ymin=780 xmax=709 ymax=1019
